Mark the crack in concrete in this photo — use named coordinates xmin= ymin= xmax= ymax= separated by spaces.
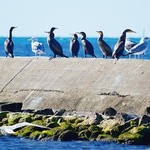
xmin=17 ymin=89 xmax=64 ymax=93
xmin=97 ymin=91 xmax=130 ymax=98
xmin=0 ymin=59 xmax=33 ymax=93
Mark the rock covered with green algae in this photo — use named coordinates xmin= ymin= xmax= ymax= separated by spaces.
xmin=0 ymin=110 xmax=150 ymax=145
xmin=118 ymin=125 xmax=150 ymax=145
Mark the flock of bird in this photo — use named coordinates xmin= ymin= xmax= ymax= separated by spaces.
xmin=3 ymin=27 xmax=150 ymax=61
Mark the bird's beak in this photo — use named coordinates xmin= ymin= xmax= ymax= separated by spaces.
xmin=44 ymin=31 xmax=50 ymax=34
xmin=13 ymin=27 xmax=17 ymax=30
xmin=130 ymin=30 xmax=136 ymax=33
xmin=76 ymin=32 xmax=81 ymax=35
xmin=96 ymin=31 xmax=103 ymax=35
xmin=69 ymin=33 xmax=74 ymax=36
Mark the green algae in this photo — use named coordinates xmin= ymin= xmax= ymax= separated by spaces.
xmin=29 ymin=131 xmax=41 ymax=140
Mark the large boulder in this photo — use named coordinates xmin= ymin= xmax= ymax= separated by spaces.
xmin=54 ymin=109 xmax=66 ymax=116
xmin=118 ymin=125 xmax=150 ymax=145
xmin=102 ymin=107 xmax=117 ymax=117
xmin=83 ymin=112 xmax=104 ymax=125
xmin=139 ymin=115 xmax=150 ymax=126
xmin=0 ymin=103 xmax=22 ymax=112
xmin=116 ymin=113 xmax=138 ymax=124
xmin=34 ymin=109 xmax=54 ymax=115
xmin=111 ymin=117 xmax=139 ymax=138
xmin=58 ymin=130 xmax=78 ymax=141
xmin=144 ymin=107 xmax=150 ymax=116
xmin=0 ymin=111 xmax=9 ymax=121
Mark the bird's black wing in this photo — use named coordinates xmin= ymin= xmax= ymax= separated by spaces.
xmin=99 ymin=40 xmax=112 ymax=56
xmin=70 ymin=40 xmax=80 ymax=53
xmin=50 ymin=39 xmax=63 ymax=55
xmin=84 ymin=39 xmax=94 ymax=55
xmin=112 ymin=41 xmax=124 ymax=57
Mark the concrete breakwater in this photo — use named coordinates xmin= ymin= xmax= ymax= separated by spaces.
xmin=0 ymin=58 xmax=150 ymax=115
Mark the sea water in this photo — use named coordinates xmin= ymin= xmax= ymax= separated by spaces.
xmin=0 ymin=37 xmax=150 ymax=149
xmin=0 ymin=136 xmax=149 ymax=150
xmin=0 ymin=37 xmax=150 ymax=59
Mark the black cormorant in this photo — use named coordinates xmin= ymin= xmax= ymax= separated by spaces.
xmin=77 ymin=32 xmax=96 ymax=58
xmin=45 ymin=27 xmax=68 ymax=58
xmin=96 ymin=31 xmax=112 ymax=58
xmin=4 ymin=26 xmax=17 ymax=58
xmin=112 ymin=29 xmax=136 ymax=60
xmin=70 ymin=34 xmax=80 ymax=57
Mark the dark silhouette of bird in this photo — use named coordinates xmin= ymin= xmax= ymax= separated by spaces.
xmin=4 ymin=26 xmax=17 ymax=58
xmin=77 ymin=32 xmax=96 ymax=58
xmin=45 ymin=27 xmax=68 ymax=58
xmin=112 ymin=29 xmax=136 ymax=60
xmin=70 ymin=33 xmax=80 ymax=57
xmin=96 ymin=31 xmax=112 ymax=58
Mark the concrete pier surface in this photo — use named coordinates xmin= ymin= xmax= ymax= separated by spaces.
xmin=0 ymin=57 xmax=149 ymax=115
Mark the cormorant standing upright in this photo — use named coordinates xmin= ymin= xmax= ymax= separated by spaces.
xmin=45 ymin=27 xmax=68 ymax=58
xmin=70 ymin=33 xmax=80 ymax=57
xmin=96 ymin=31 xmax=112 ymax=58
xmin=112 ymin=29 xmax=136 ymax=60
xmin=77 ymin=32 xmax=96 ymax=58
xmin=4 ymin=26 xmax=17 ymax=58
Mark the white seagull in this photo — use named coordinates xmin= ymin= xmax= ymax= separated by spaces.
xmin=125 ymin=37 xmax=150 ymax=58
xmin=125 ymin=38 xmax=137 ymax=52
xmin=0 ymin=122 xmax=50 ymax=136
xmin=28 ymin=37 xmax=45 ymax=56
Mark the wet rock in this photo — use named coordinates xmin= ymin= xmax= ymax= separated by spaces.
xmin=22 ymin=109 xmax=35 ymax=113
xmin=83 ymin=112 xmax=104 ymax=125
xmin=144 ymin=107 xmax=150 ymax=116
xmin=46 ymin=122 xmax=59 ymax=128
xmin=34 ymin=109 xmax=54 ymax=115
xmin=78 ymin=129 xmax=91 ymax=140
xmin=0 ymin=111 xmax=9 ymax=121
xmin=100 ymin=118 xmax=120 ymax=134
xmin=29 ymin=131 xmax=41 ymax=140
xmin=19 ymin=115 xmax=33 ymax=123
xmin=58 ymin=130 xmax=78 ymax=141
xmin=46 ymin=116 xmax=63 ymax=125
xmin=111 ymin=118 xmax=139 ymax=138
xmin=102 ymin=107 xmax=117 ymax=117
xmin=116 ymin=113 xmax=138 ymax=124
xmin=97 ymin=133 xmax=113 ymax=141
xmin=139 ymin=115 xmax=150 ymax=126
xmin=0 ymin=103 xmax=22 ymax=112
xmin=54 ymin=109 xmax=66 ymax=116
xmin=118 ymin=125 xmax=150 ymax=145
xmin=88 ymin=125 xmax=103 ymax=140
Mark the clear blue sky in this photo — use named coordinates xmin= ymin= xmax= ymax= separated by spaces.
xmin=0 ymin=0 xmax=150 ymax=37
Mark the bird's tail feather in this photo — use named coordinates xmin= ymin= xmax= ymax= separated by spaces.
xmin=123 ymin=53 xmax=132 ymax=56
xmin=62 ymin=54 xmax=69 ymax=58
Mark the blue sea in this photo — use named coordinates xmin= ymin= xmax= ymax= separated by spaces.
xmin=0 ymin=137 xmax=150 ymax=150
xmin=0 ymin=37 xmax=150 ymax=59
xmin=0 ymin=37 xmax=150 ymax=149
